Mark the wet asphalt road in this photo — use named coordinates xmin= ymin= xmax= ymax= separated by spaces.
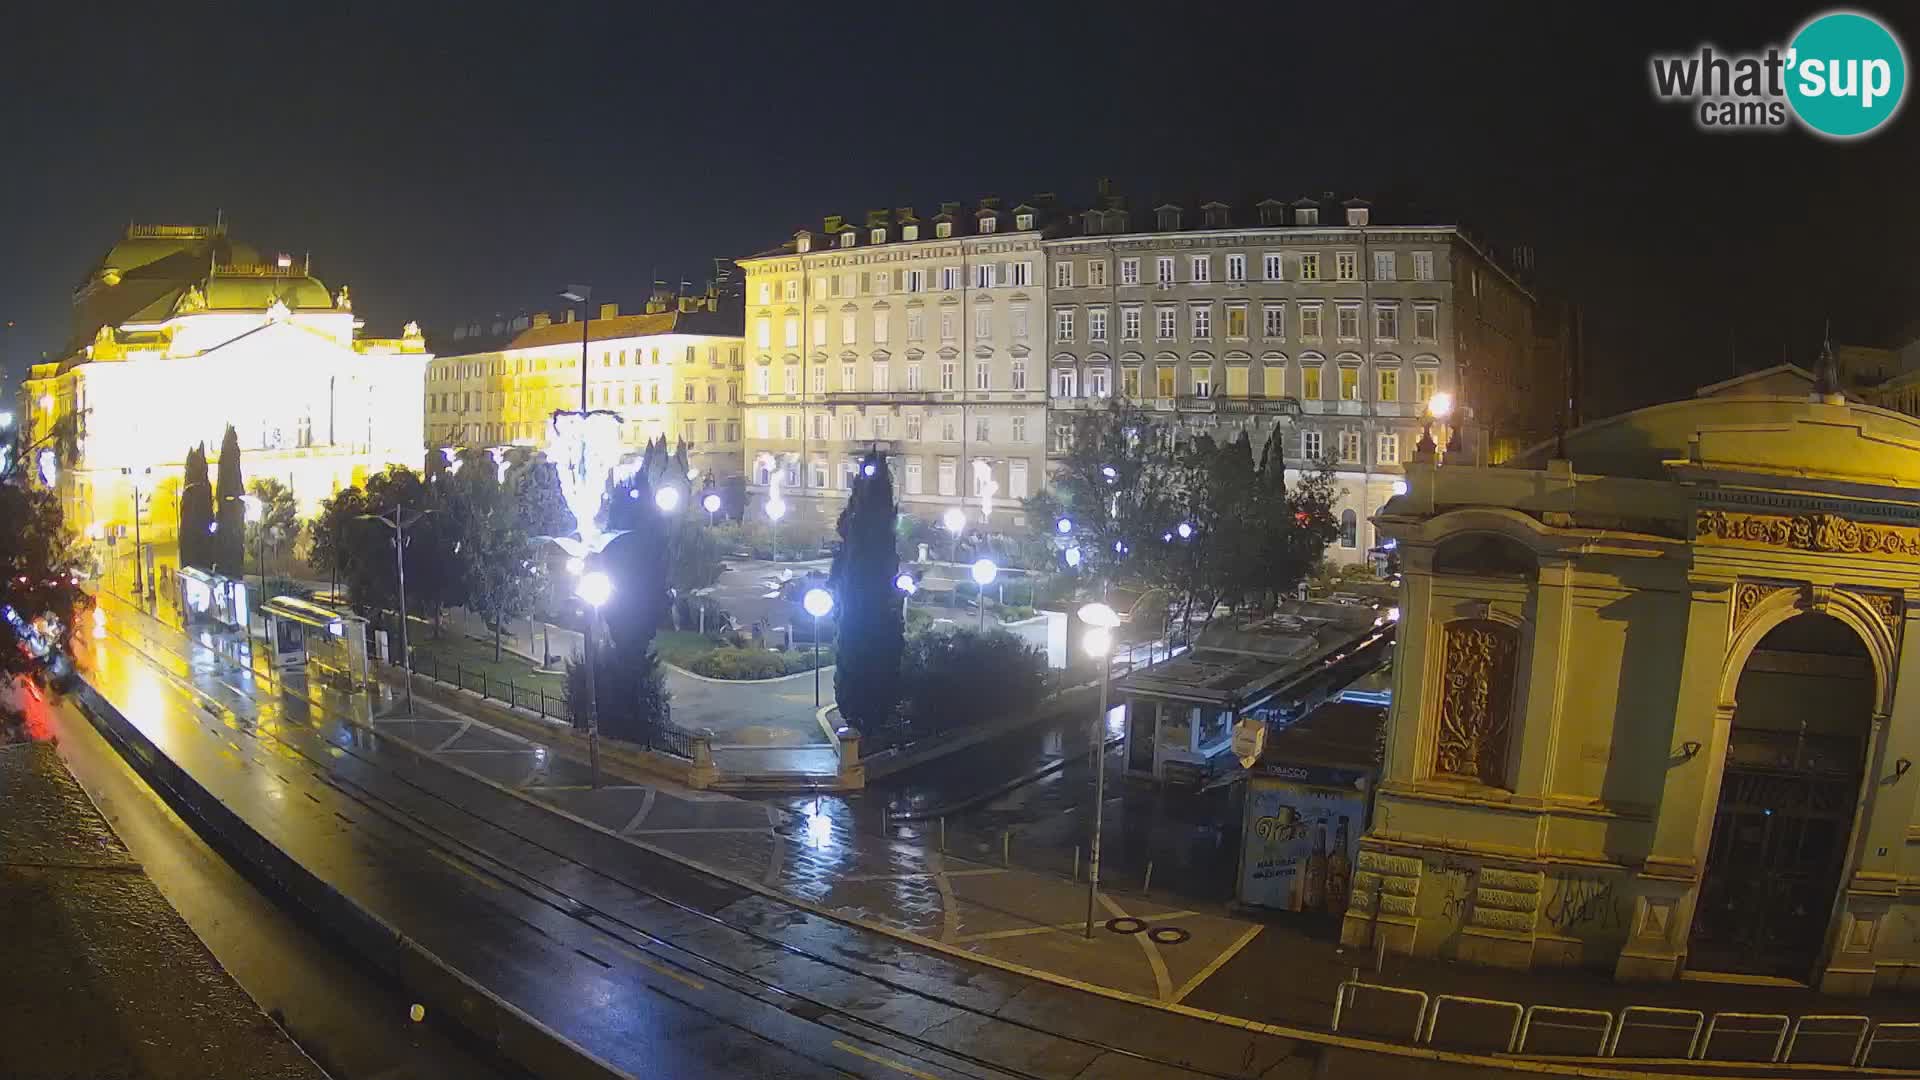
xmin=78 ymin=598 xmax=1312 ymax=1080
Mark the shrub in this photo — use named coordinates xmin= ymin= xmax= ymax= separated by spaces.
xmin=900 ymin=627 xmax=1046 ymax=732
xmin=687 ymin=645 xmax=836 ymax=680
xmin=562 ymin=646 xmax=671 ymax=740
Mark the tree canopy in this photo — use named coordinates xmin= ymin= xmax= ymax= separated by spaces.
xmin=213 ymin=425 xmax=245 ymax=575
xmin=830 ymin=451 xmax=904 ymax=732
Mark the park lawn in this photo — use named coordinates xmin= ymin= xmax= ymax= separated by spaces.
xmin=653 ymin=630 xmax=715 ymax=668
xmin=411 ymin=631 xmax=565 ymax=693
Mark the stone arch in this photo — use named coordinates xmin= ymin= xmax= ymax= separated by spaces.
xmin=1718 ymin=585 xmax=1896 ymax=718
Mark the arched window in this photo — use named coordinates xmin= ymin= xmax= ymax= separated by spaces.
xmin=1340 ymin=509 xmax=1358 ymax=548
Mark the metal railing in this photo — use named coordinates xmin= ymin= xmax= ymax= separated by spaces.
xmin=1331 ymin=980 xmax=1901 ymax=1069
xmin=406 ymin=648 xmax=695 ymax=760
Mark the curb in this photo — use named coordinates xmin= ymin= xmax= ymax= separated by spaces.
xmin=664 ymin=660 xmax=836 ymax=687
xmin=70 ymin=679 xmax=632 ymax=1080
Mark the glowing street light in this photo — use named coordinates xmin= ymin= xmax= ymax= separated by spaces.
xmin=702 ymin=491 xmax=723 ymax=525
xmin=802 ymin=586 xmax=834 ymax=707
xmin=654 ymin=485 xmax=681 ymax=513
xmin=1064 ymin=545 xmax=1083 ymax=569
xmin=575 ymin=568 xmax=614 ymax=787
xmin=971 ymin=558 xmax=998 ymax=632
xmin=1392 ymin=480 xmax=1408 ymax=496
xmin=942 ymin=506 xmax=966 ymax=535
xmin=1428 ymin=391 xmax=1454 ymax=419
xmin=1056 ymin=516 xmax=1073 ymax=535
xmin=895 ymin=571 xmax=916 ymax=618
xmin=1077 ymin=600 xmax=1121 ymax=938
xmin=1175 ymin=521 xmax=1193 ymax=540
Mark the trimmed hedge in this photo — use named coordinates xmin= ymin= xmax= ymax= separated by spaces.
xmin=687 ymin=645 xmax=836 ymax=680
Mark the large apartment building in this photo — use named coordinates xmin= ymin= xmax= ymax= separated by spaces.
xmin=1043 ymin=188 xmax=1545 ymax=560
xmin=737 ymin=199 xmax=1061 ymax=528
xmin=427 ymin=281 xmax=746 ymax=482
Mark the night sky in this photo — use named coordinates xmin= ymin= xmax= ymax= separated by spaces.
xmin=3 ymin=1 xmax=1916 ymax=417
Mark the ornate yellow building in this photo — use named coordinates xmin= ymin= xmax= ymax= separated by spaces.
xmin=20 ymin=223 xmax=429 ymax=560
xmin=426 ymin=283 xmax=744 ymax=483
xmin=1350 ymin=364 xmax=1920 ymax=994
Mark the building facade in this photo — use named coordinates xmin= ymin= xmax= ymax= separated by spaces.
xmin=737 ymin=200 xmax=1057 ymax=529
xmin=1043 ymin=191 xmax=1543 ymax=562
xmin=1348 ymin=371 xmax=1920 ymax=994
xmin=21 ymin=223 xmax=429 ymax=550
xmin=427 ymin=283 xmax=745 ymax=482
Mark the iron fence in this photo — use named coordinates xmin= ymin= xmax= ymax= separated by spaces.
xmin=411 ymin=650 xmax=573 ymax=724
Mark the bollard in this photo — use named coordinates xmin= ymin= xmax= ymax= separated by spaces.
xmin=1073 ymin=845 xmax=1080 ymax=881
xmin=939 ymin=817 xmax=946 ymax=853
xmin=480 ymin=670 xmax=487 ymax=700
xmin=1002 ymin=831 xmax=1010 ymax=867
xmin=1143 ymin=860 xmax=1154 ymax=894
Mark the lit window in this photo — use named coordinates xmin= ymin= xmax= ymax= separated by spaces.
xmin=1340 ymin=367 xmax=1360 ymax=401
xmin=1339 ymin=430 xmax=1361 ymax=462
xmin=1378 ymin=368 xmax=1399 ymax=401
xmin=980 ymin=216 xmax=998 ymax=234
xmin=936 ymin=221 xmax=952 ymax=238
xmin=1302 ymin=365 xmax=1323 ymax=399
xmin=1016 ymin=213 xmax=1034 ymax=230
xmin=1226 ymin=305 xmax=1248 ymax=339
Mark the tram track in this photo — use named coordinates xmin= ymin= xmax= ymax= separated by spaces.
xmin=95 ymin=611 xmax=1295 ymax=1080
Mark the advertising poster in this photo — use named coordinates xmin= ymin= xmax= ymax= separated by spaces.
xmin=1239 ymin=774 xmax=1367 ymax=914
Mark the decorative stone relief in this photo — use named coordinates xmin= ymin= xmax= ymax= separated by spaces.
xmin=1852 ymin=589 xmax=1903 ymax=640
xmin=1698 ymin=509 xmax=1920 ymax=560
xmin=1469 ymin=867 xmax=1544 ymax=935
xmin=1733 ymin=580 xmax=1796 ymax=636
xmin=1433 ymin=619 xmax=1519 ymax=787
xmin=1351 ymin=851 xmax=1421 ymax=918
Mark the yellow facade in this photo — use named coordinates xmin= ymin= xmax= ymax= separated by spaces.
xmin=428 ymin=303 xmax=744 ymax=482
xmin=20 ymin=224 xmax=429 ymax=564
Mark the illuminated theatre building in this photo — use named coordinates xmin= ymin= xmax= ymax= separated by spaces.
xmin=20 ymin=223 xmax=429 ymax=555
xmin=1349 ymin=360 xmax=1920 ymax=994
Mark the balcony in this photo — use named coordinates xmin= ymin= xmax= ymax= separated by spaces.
xmin=1212 ymin=395 xmax=1304 ymax=417
xmin=824 ymin=391 xmax=933 ymax=407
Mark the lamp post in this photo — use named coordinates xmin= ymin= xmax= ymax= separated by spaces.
xmin=1078 ymin=601 xmax=1120 ymax=937
xmin=702 ymin=490 xmax=722 ymax=527
xmin=576 ymin=568 xmax=613 ymax=788
xmin=803 ymin=587 xmax=833 ymax=707
xmin=895 ymin=572 xmax=916 ymax=621
xmin=943 ymin=507 xmax=965 ymax=610
xmin=561 ymin=285 xmax=593 ymax=412
xmin=242 ymin=494 xmax=266 ymax=624
xmin=360 ymin=507 xmax=431 ymax=717
xmin=121 ymin=466 xmax=152 ymax=610
xmin=971 ymin=558 xmax=998 ymax=632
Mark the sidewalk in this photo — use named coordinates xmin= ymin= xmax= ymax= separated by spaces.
xmin=0 ymin=741 xmax=324 ymax=1080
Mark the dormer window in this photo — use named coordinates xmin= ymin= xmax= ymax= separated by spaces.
xmin=980 ymin=216 xmax=998 ymax=234
xmin=1015 ymin=213 xmax=1034 ymax=230
xmin=936 ymin=221 xmax=952 ymax=238
xmin=1297 ymin=207 xmax=1320 ymax=226
xmin=796 ymin=234 xmax=812 ymax=253
xmin=839 ymin=231 xmax=856 ymax=248
xmin=1259 ymin=203 xmax=1285 ymax=226
xmin=1204 ymin=205 xmax=1229 ymax=228
xmin=903 ymin=224 xmax=919 ymax=241
xmin=1156 ymin=206 xmax=1181 ymax=230
xmin=1346 ymin=207 xmax=1371 ymax=226
xmin=871 ymin=228 xmax=887 ymax=244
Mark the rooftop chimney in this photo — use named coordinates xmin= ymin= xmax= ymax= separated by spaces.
xmin=598 ymin=302 xmax=619 ymax=320
xmin=563 ymin=309 xmax=576 ymax=324
xmin=532 ymin=313 xmax=552 ymax=329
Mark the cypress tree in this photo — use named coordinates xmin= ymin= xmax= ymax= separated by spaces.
xmin=830 ymin=451 xmax=904 ymax=733
xmin=179 ymin=444 xmax=214 ymax=571
xmin=214 ymin=424 xmax=246 ymax=575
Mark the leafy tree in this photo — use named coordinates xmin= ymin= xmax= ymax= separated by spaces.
xmin=1260 ymin=448 xmax=1340 ymax=604
xmin=307 ymin=486 xmax=368 ymax=592
xmin=245 ymin=477 xmax=301 ymax=576
xmin=312 ymin=468 xmax=456 ymax=638
xmin=830 ymin=451 xmax=904 ymax=733
xmin=600 ymin=439 xmax=681 ymax=654
xmin=670 ymin=516 xmax=723 ymax=597
xmin=502 ymin=448 xmax=572 ymax=538
xmin=901 ymin=627 xmax=1046 ymax=733
xmin=1023 ymin=399 xmax=1181 ymax=586
xmin=0 ymin=481 xmax=89 ymax=682
xmin=213 ymin=425 xmax=246 ymax=575
xmin=179 ymin=444 xmax=214 ymax=571
xmin=447 ymin=447 xmax=538 ymax=661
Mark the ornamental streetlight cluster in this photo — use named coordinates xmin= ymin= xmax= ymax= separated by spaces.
xmin=1078 ymin=601 xmax=1121 ymax=938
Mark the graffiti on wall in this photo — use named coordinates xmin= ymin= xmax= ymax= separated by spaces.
xmin=1543 ymin=871 xmax=1626 ymax=935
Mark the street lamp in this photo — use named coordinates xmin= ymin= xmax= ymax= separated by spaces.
xmin=1175 ymin=521 xmax=1194 ymax=540
xmin=121 ymin=466 xmax=152 ymax=609
xmin=895 ymin=571 xmax=916 ymax=620
xmin=702 ymin=491 xmax=722 ymax=526
xmin=971 ymin=558 xmax=998 ymax=632
xmin=802 ymin=586 xmax=833 ymax=707
xmin=943 ymin=507 xmax=966 ymax=610
xmin=654 ymin=485 xmax=681 ymax=513
xmin=1056 ymin=516 xmax=1073 ymax=535
xmin=359 ymin=507 xmax=432 ymax=717
xmin=1078 ymin=601 xmax=1121 ymax=938
xmin=242 ymin=494 xmax=266 ymax=630
xmin=560 ymin=285 xmax=593 ymax=413
xmin=1064 ymin=545 xmax=1082 ymax=569
xmin=576 ymin=568 xmax=614 ymax=788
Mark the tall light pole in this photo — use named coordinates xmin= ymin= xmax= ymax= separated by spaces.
xmin=942 ymin=506 xmax=965 ymax=610
xmin=121 ymin=466 xmax=151 ymax=609
xmin=803 ymin=587 xmax=833 ymax=707
xmin=702 ymin=490 xmax=722 ymax=527
xmin=1079 ymin=601 xmax=1121 ymax=937
xmin=242 ymin=494 xmax=266 ymax=622
xmin=576 ymin=568 xmax=613 ymax=788
xmin=361 ymin=507 xmax=430 ymax=717
xmin=894 ymin=572 xmax=916 ymax=622
xmin=971 ymin=558 xmax=997 ymax=633
xmin=561 ymin=285 xmax=593 ymax=412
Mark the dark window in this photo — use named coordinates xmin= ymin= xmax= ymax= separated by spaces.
xmin=1340 ymin=509 xmax=1358 ymax=548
